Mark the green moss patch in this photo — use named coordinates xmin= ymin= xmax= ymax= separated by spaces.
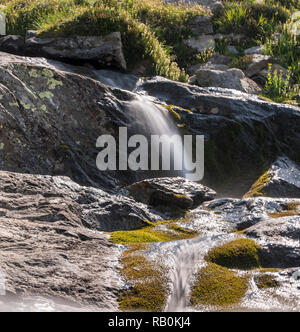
xmin=119 ymin=245 xmax=167 ymax=312
xmin=190 ymin=263 xmax=248 ymax=307
xmin=109 ymin=219 xmax=198 ymax=245
xmin=205 ymin=239 xmax=262 ymax=270
xmin=256 ymin=274 xmax=280 ymax=289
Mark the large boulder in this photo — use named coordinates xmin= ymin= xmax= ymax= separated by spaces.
xmin=195 ymin=68 xmax=261 ymax=94
xmin=25 ymin=32 xmax=127 ymax=71
xmin=245 ymin=157 xmax=300 ymax=199
xmin=0 ymin=170 xmax=127 ymax=310
xmin=126 ymin=177 xmax=217 ymax=211
xmin=137 ymin=77 xmax=300 ymax=193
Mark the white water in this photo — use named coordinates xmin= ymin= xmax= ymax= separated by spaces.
xmin=129 ymin=96 xmax=193 ymax=177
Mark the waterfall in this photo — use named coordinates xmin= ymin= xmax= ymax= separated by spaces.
xmin=128 ymin=96 xmax=193 ymax=178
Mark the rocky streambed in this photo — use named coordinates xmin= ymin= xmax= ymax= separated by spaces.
xmin=0 ymin=51 xmax=299 ymax=312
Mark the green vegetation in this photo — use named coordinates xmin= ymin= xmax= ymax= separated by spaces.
xmin=1 ymin=0 xmax=299 ymax=103
xmin=1 ymin=0 xmax=207 ymax=81
xmin=213 ymin=0 xmax=299 ymax=104
xmin=205 ymin=238 xmax=262 ymax=270
xmin=263 ymin=63 xmax=298 ymax=103
xmin=256 ymin=274 xmax=280 ymax=289
xmin=190 ymin=263 xmax=248 ymax=307
xmin=109 ymin=219 xmax=198 ymax=245
xmin=119 ymin=244 xmax=167 ymax=312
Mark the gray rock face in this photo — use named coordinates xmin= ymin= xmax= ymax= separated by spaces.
xmin=0 ymin=171 xmax=161 ymax=232
xmin=247 ymin=157 xmax=300 ymax=199
xmin=126 ymin=177 xmax=217 ymax=211
xmin=0 ymin=170 xmax=125 ymax=310
xmin=0 ymin=35 xmax=24 ymax=55
xmin=195 ymin=68 xmax=261 ymax=94
xmin=188 ymin=15 xmax=213 ymax=34
xmin=246 ymin=216 xmax=300 ymax=268
xmin=1 ymin=52 xmax=300 ymax=195
xmin=25 ymin=32 xmax=127 ymax=70
xmin=184 ymin=35 xmax=215 ymax=53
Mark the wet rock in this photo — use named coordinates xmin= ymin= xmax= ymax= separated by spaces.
xmin=137 ymin=76 xmax=300 ymax=193
xmin=0 ymin=171 xmax=126 ymax=310
xmin=246 ymin=54 xmax=271 ymax=78
xmin=206 ymin=197 xmax=298 ymax=230
xmin=25 ymin=32 xmax=127 ymax=71
xmin=0 ymin=35 xmax=25 ymax=55
xmin=188 ymin=15 xmax=213 ymax=34
xmin=245 ymin=157 xmax=300 ymax=199
xmin=245 ymin=216 xmax=300 ymax=268
xmin=195 ymin=68 xmax=261 ymax=94
xmin=126 ymin=177 xmax=217 ymax=211
xmin=184 ymin=35 xmax=215 ymax=53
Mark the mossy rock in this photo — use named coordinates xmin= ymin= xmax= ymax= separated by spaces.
xmin=190 ymin=263 xmax=248 ymax=307
xmin=256 ymin=274 xmax=280 ymax=289
xmin=205 ymin=238 xmax=262 ymax=270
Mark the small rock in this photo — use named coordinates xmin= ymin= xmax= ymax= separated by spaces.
xmin=25 ymin=32 xmax=127 ymax=70
xmin=25 ymin=30 xmax=37 ymax=39
xmin=126 ymin=177 xmax=217 ymax=211
xmin=244 ymin=45 xmax=265 ymax=55
xmin=184 ymin=35 xmax=215 ymax=53
xmin=227 ymin=45 xmax=239 ymax=55
xmin=246 ymin=54 xmax=271 ymax=78
xmin=209 ymin=52 xmax=231 ymax=65
xmin=0 ymin=35 xmax=25 ymax=55
xmin=188 ymin=15 xmax=213 ymax=34
xmin=195 ymin=68 xmax=261 ymax=94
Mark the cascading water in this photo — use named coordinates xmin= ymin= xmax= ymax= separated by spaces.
xmin=128 ymin=95 xmax=194 ymax=178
